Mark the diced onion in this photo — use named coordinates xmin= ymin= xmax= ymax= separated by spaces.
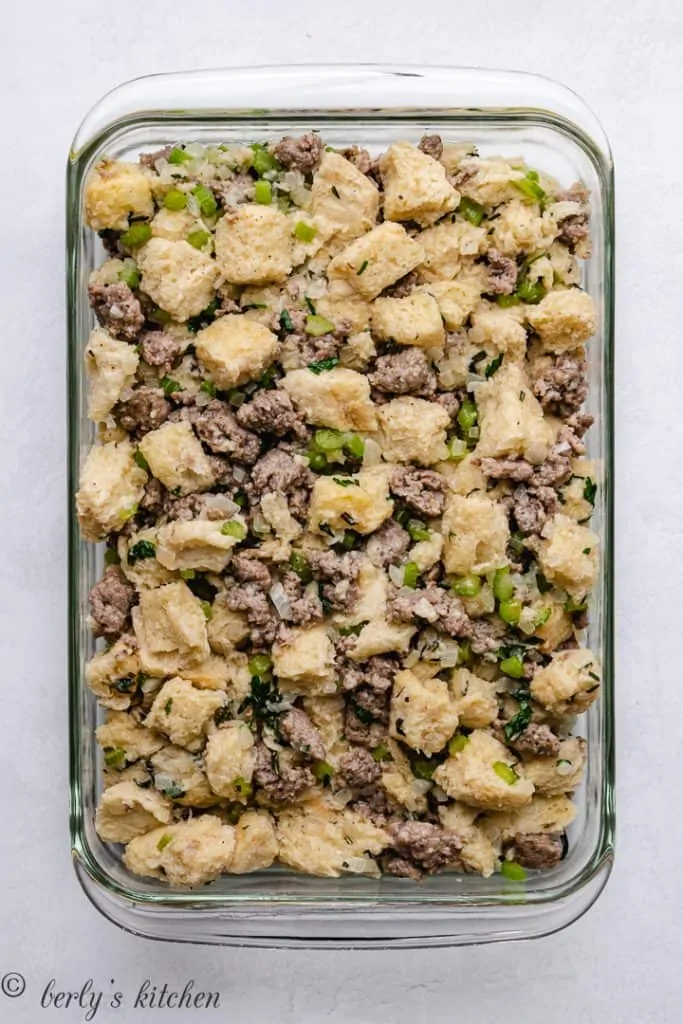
xmin=269 ymin=581 xmax=292 ymax=620
xmin=362 ymin=437 xmax=382 ymax=467
xmin=199 ymin=493 xmax=239 ymax=518
xmin=388 ymin=565 xmax=404 ymax=587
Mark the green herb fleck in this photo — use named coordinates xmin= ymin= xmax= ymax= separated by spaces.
xmin=356 ymin=260 xmax=369 ymax=276
xmin=128 ymin=540 xmax=156 ymax=564
xmin=308 ymin=357 xmax=339 ymax=374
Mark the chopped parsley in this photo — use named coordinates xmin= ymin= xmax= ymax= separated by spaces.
xmin=484 ymin=353 xmax=504 ymax=378
xmin=133 ymin=449 xmax=149 ymax=471
xmin=583 ymin=477 xmax=597 ymax=505
xmin=164 ymin=698 xmax=173 ymax=715
xmin=503 ymin=692 xmax=532 ymax=741
xmin=331 ymin=185 xmax=341 ymax=198
xmin=159 ymin=376 xmax=182 ymax=396
xmin=308 ymin=357 xmax=339 ymax=374
xmin=127 ymin=539 xmax=156 ymax=564
xmin=356 ymin=260 xmax=369 ymax=275
xmin=279 ymin=309 xmax=294 ymax=332
xmin=304 ymin=296 xmax=317 ymax=315
xmin=332 ymin=477 xmax=359 ymax=487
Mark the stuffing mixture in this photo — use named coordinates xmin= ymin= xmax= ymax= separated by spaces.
xmin=77 ymin=133 xmax=600 ymax=887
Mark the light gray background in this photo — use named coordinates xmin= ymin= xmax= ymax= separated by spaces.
xmin=1 ymin=0 xmax=679 ymax=1020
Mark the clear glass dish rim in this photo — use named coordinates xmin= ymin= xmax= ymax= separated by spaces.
xmin=66 ymin=63 xmax=615 ymax=923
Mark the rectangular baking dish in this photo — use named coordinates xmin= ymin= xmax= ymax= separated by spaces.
xmin=67 ymin=64 xmax=614 ymax=947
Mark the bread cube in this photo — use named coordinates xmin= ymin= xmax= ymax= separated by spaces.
xmin=420 ymin=275 xmax=483 ymax=329
xmin=282 ymin=367 xmax=377 ymax=431
xmin=522 ymin=737 xmax=586 ymax=794
xmin=468 ymin=303 xmax=528 ymax=361
xmin=228 ymin=810 xmax=279 ymax=873
xmin=195 ymin=314 xmax=278 ymax=390
xmin=276 ymin=798 xmax=387 ymax=878
xmin=530 ymin=648 xmax=601 ymax=715
xmin=433 ymin=730 xmax=535 ymax=811
xmin=449 ymin=668 xmax=498 ymax=728
xmin=144 ymin=677 xmax=224 ymax=750
xmin=416 ymin=221 xmax=487 ymax=281
xmin=132 ymin=580 xmax=210 ymax=676
xmin=438 ymin=803 xmax=498 ymax=877
xmin=380 ymin=141 xmax=458 ymax=226
xmin=316 ymin=279 xmax=372 ymax=332
xmin=149 ymin=744 xmax=216 ymax=807
xmin=76 ymin=441 xmax=147 ymax=541
xmin=272 ymin=625 xmax=336 ymax=695
xmin=137 ymin=237 xmax=218 ymax=322
xmin=207 ymin=596 xmax=250 ymax=655
xmin=155 ymin=518 xmax=246 ymax=573
xmin=480 ymin=793 xmax=577 ymax=846
xmin=490 ymin=198 xmax=557 ymax=256
xmin=328 ymin=222 xmax=424 ymax=300
xmin=442 ymin=493 xmax=509 ymax=575
xmin=123 ymin=815 xmax=236 ymax=887
xmin=560 ymin=458 xmax=598 ymax=523
xmin=138 ymin=421 xmax=215 ymax=496
xmin=310 ymin=151 xmax=380 ymax=241
xmin=85 ymin=328 xmax=139 ymax=422
xmin=371 ymin=292 xmax=445 ymax=348
xmin=86 ymin=634 xmax=140 ymax=711
xmin=537 ymin=513 xmax=599 ymax=598
xmin=215 ymin=203 xmax=294 ymax=284
xmin=84 ymin=160 xmax=154 ymax=231
xmin=390 ymin=670 xmax=459 ymax=755
xmin=381 ymin=740 xmax=430 ymax=814
xmin=96 ymin=710 xmax=165 ymax=766
xmin=205 ymin=722 xmax=255 ymax=801
xmin=150 ymin=207 xmax=199 ymax=241
xmin=308 ymin=466 xmax=393 ymax=536
xmin=476 ymin=362 xmax=555 ymax=464
xmin=349 ymin=619 xmax=416 ymax=660
xmin=95 ymin=780 xmax=172 ymax=844
xmin=525 ymin=289 xmax=596 ymax=352
xmin=377 ymin=397 xmax=449 ymax=465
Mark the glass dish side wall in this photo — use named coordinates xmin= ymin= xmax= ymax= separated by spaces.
xmin=67 ymin=67 xmax=614 ymax=946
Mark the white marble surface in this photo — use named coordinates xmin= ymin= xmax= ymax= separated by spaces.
xmin=1 ymin=0 xmax=680 ymax=1019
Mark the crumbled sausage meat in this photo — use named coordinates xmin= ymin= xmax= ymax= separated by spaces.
xmin=387 ymin=820 xmax=462 ymax=873
xmin=468 ymin=617 xmax=506 ymax=656
xmin=89 ymin=566 xmax=135 ymax=636
xmin=532 ymin=353 xmax=589 ymax=418
xmin=271 ymin=133 xmax=324 ymax=174
xmin=251 ymin=448 xmax=313 ymax=495
xmin=224 ymin=584 xmax=279 ymax=646
xmin=435 ymin=391 xmax=461 ymax=420
xmin=370 ymin=347 xmax=437 ymax=396
xmin=380 ymin=270 xmax=419 ymax=299
xmin=231 ymin=554 xmax=272 ymax=589
xmin=486 ymin=248 xmax=518 ymax=295
xmin=236 ymin=389 xmax=302 ymax=437
xmin=510 ymin=484 xmax=558 ymax=536
xmin=212 ymin=174 xmax=255 ymax=208
xmin=557 ymin=212 xmax=589 ymax=251
xmin=417 ymin=134 xmax=444 ymax=161
xmin=390 ymin=466 xmax=447 ymax=518
xmin=194 ymin=401 xmax=261 ymax=463
xmin=253 ymin=743 xmax=314 ymax=803
xmin=88 ymin=282 xmax=144 ymax=341
xmin=384 ymin=856 xmax=423 ymax=880
xmin=278 ymin=707 xmax=326 ymax=761
xmin=139 ymin=330 xmax=182 ymax=374
xmin=337 ymin=747 xmax=382 ymax=789
xmin=308 ymin=550 xmax=362 ymax=612
xmin=478 ymin=457 xmax=535 ymax=483
xmin=366 ymin=519 xmax=410 ymax=568
xmin=510 ymin=722 xmax=560 ymax=757
xmin=512 ymin=832 xmax=564 ymax=869
xmin=389 ymin=586 xmax=470 ymax=638
xmin=280 ymin=571 xmax=324 ymax=626
xmin=343 ymin=703 xmax=387 ymax=747
xmin=138 ymin=145 xmax=172 ymax=168
xmin=116 ymin=385 xmax=171 ymax=435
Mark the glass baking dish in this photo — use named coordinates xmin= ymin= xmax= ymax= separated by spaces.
xmin=66 ymin=64 xmax=615 ymax=947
